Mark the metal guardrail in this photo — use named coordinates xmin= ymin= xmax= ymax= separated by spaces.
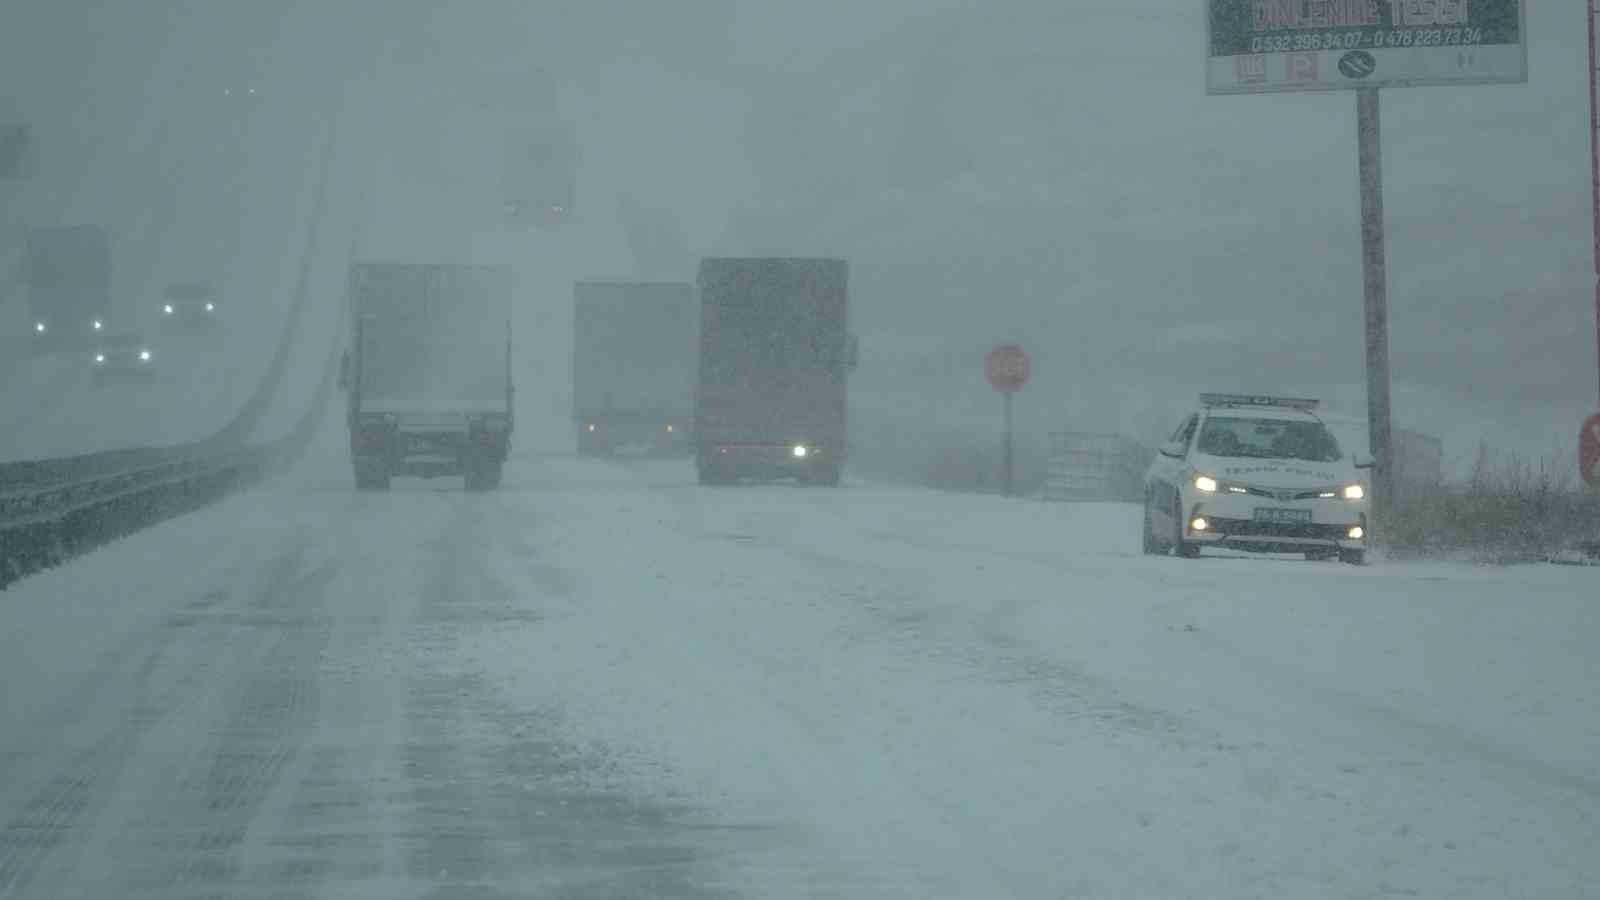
xmin=0 ymin=307 xmax=345 ymax=590
xmin=1043 ymin=432 xmax=1152 ymax=503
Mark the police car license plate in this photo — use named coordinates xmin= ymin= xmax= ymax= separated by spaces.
xmin=1254 ymin=508 xmax=1312 ymax=524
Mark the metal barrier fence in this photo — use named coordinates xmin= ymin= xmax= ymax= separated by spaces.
xmin=1043 ymin=432 xmax=1152 ymax=503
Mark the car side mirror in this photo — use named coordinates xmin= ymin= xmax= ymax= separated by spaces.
xmin=1159 ymin=439 xmax=1186 ymax=459
xmin=1353 ymin=452 xmax=1374 ymax=469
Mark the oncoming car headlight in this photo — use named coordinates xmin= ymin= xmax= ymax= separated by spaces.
xmin=792 ymin=444 xmax=809 ymax=459
xmin=1193 ymin=475 xmax=1218 ymax=493
xmin=1342 ymin=484 xmax=1365 ymax=500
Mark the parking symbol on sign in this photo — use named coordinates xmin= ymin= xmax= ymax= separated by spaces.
xmin=1287 ymin=53 xmax=1318 ymax=81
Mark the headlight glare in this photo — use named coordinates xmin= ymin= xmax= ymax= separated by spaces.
xmin=1343 ymin=484 xmax=1365 ymax=500
xmin=1193 ymin=475 xmax=1218 ymax=493
xmin=792 ymin=445 xmax=809 ymax=459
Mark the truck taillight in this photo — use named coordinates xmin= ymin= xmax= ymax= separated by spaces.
xmin=358 ymin=423 xmax=390 ymax=451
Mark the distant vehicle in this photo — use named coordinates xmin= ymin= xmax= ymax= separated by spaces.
xmin=23 ymin=225 xmax=111 ymax=350
xmin=159 ymin=282 xmax=221 ymax=332
xmin=90 ymin=332 xmax=155 ymax=382
xmin=503 ymin=126 xmax=576 ymax=226
xmin=341 ymin=263 xmax=514 ymax=491
xmin=695 ymin=257 xmax=857 ymax=486
xmin=1142 ymin=394 xmax=1374 ymax=564
xmin=573 ymin=280 xmax=696 ymax=457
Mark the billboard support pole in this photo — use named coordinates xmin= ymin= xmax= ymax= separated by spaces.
xmin=1590 ymin=0 xmax=1600 ymax=404
xmin=1357 ymin=86 xmax=1395 ymax=535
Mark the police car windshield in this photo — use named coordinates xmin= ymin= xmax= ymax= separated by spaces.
xmin=1197 ymin=416 xmax=1343 ymax=463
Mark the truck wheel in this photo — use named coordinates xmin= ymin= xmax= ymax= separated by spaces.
xmin=698 ymin=462 xmax=732 ymax=486
xmin=807 ymin=464 xmax=842 ymax=487
xmin=355 ymin=461 xmax=390 ymax=491
xmin=464 ymin=452 xmax=497 ymax=492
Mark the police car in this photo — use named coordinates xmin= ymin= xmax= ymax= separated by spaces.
xmin=1143 ymin=394 xmax=1373 ymax=564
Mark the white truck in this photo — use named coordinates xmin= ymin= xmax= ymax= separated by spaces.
xmin=341 ymin=263 xmax=514 ymax=491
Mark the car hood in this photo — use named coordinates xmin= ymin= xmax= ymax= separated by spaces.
xmin=1192 ymin=454 xmax=1354 ymax=489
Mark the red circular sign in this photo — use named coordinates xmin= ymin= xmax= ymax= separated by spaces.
xmin=1581 ymin=413 xmax=1600 ymax=487
xmin=986 ymin=344 xmax=1030 ymax=392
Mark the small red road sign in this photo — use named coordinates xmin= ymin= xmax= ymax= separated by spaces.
xmin=986 ymin=344 xmax=1030 ymax=393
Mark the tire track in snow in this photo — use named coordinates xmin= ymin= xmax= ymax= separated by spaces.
xmin=382 ymin=493 xmax=746 ymax=898
xmin=0 ymin=580 xmax=250 ymax=898
xmin=132 ymin=551 xmax=335 ymax=895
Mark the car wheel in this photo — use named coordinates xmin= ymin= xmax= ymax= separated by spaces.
xmin=1172 ymin=490 xmax=1200 ymax=559
xmin=1304 ymin=549 xmax=1337 ymax=562
xmin=1339 ymin=549 xmax=1366 ymax=566
xmin=1141 ymin=494 xmax=1164 ymax=555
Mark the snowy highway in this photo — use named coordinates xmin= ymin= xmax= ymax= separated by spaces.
xmin=3 ymin=440 xmax=1596 ymax=899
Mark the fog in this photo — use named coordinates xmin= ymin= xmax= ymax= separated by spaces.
xmin=2 ymin=0 xmax=1592 ymax=475
xmin=4 ymin=7 xmax=1600 ymax=896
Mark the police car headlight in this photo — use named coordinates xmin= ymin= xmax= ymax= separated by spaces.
xmin=1342 ymin=484 xmax=1365 ymax=500
xmin=1193 ymin=475 xmax=1218 ymax=493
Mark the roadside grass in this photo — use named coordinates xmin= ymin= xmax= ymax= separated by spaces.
xmin=1385 ymin=444 xmax=1600 ymax=564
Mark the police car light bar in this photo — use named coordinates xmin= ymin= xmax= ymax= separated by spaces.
xmin=1199 ymin=393 xmax=1320 ymax=411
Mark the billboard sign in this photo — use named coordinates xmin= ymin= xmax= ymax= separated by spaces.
xmin=1207 ymin=1 xmax=1527 ymax=94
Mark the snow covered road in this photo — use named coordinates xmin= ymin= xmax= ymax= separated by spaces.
xmin=2 ymin=450 xmax=1596 ymax=899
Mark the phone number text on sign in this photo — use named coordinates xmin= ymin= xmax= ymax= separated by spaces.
xmin=1249 ymin=27 xmax=1487 ymax=52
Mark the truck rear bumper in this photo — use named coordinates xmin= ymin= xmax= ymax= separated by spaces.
xmin=351 ymin=413 xmax=510 ymax=479
xmin=699 ymin=442 xmax=840 ymax=478
xmin=578 ymin=420 xmax=690 ymax=456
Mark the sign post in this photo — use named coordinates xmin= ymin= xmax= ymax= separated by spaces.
xmin=1589 ymin=2 xmax=1600 ymax=414
xmin=1581 ymin=413 xmax=1600 ymax=489
xmin=1592 ymin=1 xmax=1600 ymax=405
xmin=1356 ymin=86 xmax=1395 ymax=530
xmin=986 ymin=344 xmax=1030 ymax=497
xmin=1206 ymin=0 xmax=1526 ymax=540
